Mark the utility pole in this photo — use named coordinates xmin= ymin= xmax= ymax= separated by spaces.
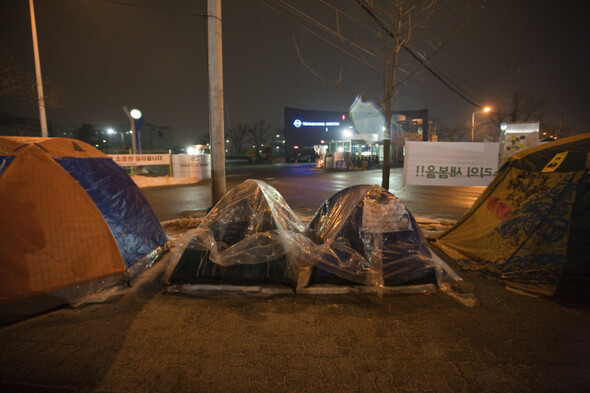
xmin=207 ymin=0 xmax=226 ymax=205
xmin=29 ymin=0 xmax=48 ymax=138
xmin=123 ymin=106 xmax=138 ymax=154
xmin=506 ymin=60 xmax=533 ymax=122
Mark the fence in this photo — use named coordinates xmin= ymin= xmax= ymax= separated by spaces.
xmin=107 ymin=151 xmax=211 ymax=179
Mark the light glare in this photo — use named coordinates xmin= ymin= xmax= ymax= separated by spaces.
xmin=130 ymin=109 xmax=142 ymax=119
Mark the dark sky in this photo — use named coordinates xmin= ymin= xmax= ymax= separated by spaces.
xmin=1 ymin=0 xmax=588 ymax=147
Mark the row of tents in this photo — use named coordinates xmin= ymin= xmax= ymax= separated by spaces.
xmin=1 ymin=134 xmax=589 ymax=322
xmin=164 ymin=179 xmax=457 ymax=295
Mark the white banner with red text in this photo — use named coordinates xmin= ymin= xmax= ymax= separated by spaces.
xmin=108 ymin=154 xmax=170 ymax=167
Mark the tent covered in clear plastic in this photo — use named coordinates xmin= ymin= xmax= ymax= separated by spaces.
xmin=166 ymin=179 xmax=308 ymax=292
xmin=300 ymin=184 xmax=470 ymax=301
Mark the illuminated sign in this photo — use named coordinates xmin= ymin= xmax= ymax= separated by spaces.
xmin=293 ymin=119 xmax=341 ymax=128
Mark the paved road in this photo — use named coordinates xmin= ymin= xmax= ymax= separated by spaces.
xmin=143 ymin=164 xmax=486 ymax=221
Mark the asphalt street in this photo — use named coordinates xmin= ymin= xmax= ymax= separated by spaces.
xmin=142 ymin=165 xmax=486 ymax=221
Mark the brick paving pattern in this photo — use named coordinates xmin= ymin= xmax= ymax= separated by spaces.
xmin=1 ymin=226 xmax=589 ymax=392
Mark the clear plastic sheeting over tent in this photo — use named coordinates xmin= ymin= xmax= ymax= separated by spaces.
xmin=299 ymin=185 xmax=471 ymax=305
xmin=165 ymin=179 xmax=309 ymax=290
xmin=303 ymin=185 xmax=434 ymax=287
xmin=166 ymin=180 xmax=473 ymax=305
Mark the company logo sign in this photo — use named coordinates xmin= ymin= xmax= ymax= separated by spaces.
xmin=293 ymin=119 xmax=340 ymax=128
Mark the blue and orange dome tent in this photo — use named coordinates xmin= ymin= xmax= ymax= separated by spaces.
xmin=0 ymin=137 xmax=167 ymax=321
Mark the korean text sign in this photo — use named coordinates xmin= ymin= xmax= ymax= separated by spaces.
xmin=403 ymin=142 xmax=501 ymax=186
xmin=108 ymin=154 xmax=170 ymax=167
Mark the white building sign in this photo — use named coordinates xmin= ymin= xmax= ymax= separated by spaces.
xmin=403 ymin=142 xmax=501 ymax=186
xmin=108 ymin=154 xmax=170 ymax=167
xmin=293 ymin=119 xmax=340 ymax=128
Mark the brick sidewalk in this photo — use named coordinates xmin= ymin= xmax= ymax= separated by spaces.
xmin=2 ymin=250 xmax=589 ymax=393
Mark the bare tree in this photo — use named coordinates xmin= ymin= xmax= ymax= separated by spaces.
xmin=226 ymin=123 xmax=249 ymax=155
xmin=225 ymin=120 xmax=274 ymax=155
xmin=436 ymin=123 xmax=470 ymax=142
xmin=246 ymin=120 xmax=273 ymax=149
xmin=0 ymin=50 xmax=63 ymax=110
xmin=294 ymin=0 xmax=437 ymax=189
xmin=479 ymin=92 xmax=548 ymax=141
xmin=504 ymin=92 xmax=547 ymax=123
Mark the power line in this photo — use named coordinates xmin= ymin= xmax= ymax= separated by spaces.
xmin=99 ymin=0 xmax=486 ymax=109
xmin=318 ymin=0 xmax=381 ymax=37
xmin=257 ymin=0 xmax=386 ymax=80
xmin=259 ymin=0 xmax=484 ymax=109
xmin=353 ymin=0 xmax=484 ymax=109
xmin=259 ymin=0 xmax=380 ymax=63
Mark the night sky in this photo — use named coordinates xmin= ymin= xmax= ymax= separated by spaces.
xmin=1 ymin=0 xmax=588 ymax=147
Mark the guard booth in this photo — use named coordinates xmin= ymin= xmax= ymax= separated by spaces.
xmin=318 ymin=134 xmax=381 ymax=170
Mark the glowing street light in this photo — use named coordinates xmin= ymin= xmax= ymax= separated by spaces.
xmin=107 ymin=128 xmax=124 ymax=149
xmin=123 ymin=107 xmax=142 ymax=154
xmin=130 ymin=109 xmax=142 ymax=120
xmin=471 ymin=106 xmax=491 ymax=142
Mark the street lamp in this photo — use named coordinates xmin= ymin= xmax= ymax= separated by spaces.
xmin=123 ymin=107 xmax=142 ymax=154
xmin=107 ymin=128 xmax=124 ymax=149
xmin=471 ymin=106 xmax=491 ymax=142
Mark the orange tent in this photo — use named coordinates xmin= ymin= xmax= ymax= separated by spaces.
xmin=0 ymin=137 xmax=167 ymax=319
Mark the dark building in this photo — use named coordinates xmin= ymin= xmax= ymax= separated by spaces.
xmin=137 ymin=123 xmax=173 ymax=152
xmin=284 ymin=107 xmax=433 ymax=165
xmin=284 ymin=107 xmax=354 ymax=162
xmin=393 ymin=109 xmax=430 ymax=139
